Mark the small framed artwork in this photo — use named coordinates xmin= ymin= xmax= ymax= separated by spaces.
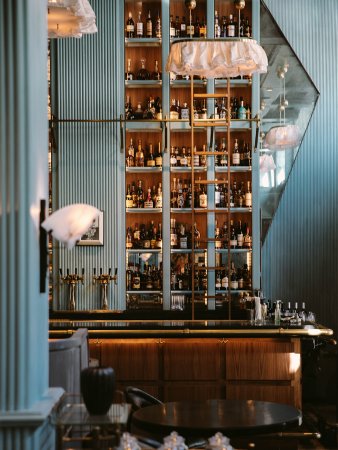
xmin=77 ymin=210 xmax=104 ymax=246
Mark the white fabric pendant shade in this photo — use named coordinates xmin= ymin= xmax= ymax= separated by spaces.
xmin=165 ymin=39 xmax=268 ymax=78
xmin=263 ymin=124 xmax=301 ymax=150
xmin=48 ymin=0 xmax=97 ymax=38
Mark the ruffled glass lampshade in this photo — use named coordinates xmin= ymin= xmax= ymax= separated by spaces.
xmin=263 ymin=124 xmax=301 ymax=150
xmin=48 ymin=0 xmax=97 ymax=38
xmin=165 ymin=39 xmax=268 ymax=78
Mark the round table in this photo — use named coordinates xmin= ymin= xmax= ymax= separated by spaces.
xmin=131 ymin=399 xmax=302 ymax=439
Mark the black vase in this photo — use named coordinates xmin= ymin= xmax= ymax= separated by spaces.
xmin=80 ymin=366 xmax=115 ymax=415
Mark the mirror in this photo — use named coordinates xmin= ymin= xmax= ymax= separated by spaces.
xmin=259 ymin=1 xmax=319 ymax=243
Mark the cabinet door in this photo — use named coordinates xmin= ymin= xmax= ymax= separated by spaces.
xmin=99 ymin=338 xmax=160 ymax=381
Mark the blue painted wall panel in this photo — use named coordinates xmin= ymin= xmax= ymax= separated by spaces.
xmin=262 ymin=0 xmax=338 ymax=335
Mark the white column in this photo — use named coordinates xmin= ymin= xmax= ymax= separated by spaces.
xmin=0 ymin=0 xmax=62 ymax=448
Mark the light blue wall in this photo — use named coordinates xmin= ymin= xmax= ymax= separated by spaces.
xmin=262 ymin=0 xmax=338 ymax=335
xmin=53 ymin=0 xmax=125 ymax=310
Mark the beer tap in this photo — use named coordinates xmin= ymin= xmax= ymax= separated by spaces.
xmin=93 ymin=267 xmax=118 ymax=310
xmin=60 ymin=267 xmax=84 ymax=311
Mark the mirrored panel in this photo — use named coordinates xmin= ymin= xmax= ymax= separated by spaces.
xmin=259 ymin=1 xmax=319 ymax=243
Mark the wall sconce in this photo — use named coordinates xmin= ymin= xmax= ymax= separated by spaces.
xmin=47 ymin=0 xmax=97 ymax=38
xmin=39 ymin=202 xmax=100 ymax=292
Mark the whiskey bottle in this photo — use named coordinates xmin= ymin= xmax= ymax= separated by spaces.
xmin=137 ymin=58 xmax=150 ymax=80
xmin=170 ymin=146 xmax=177 ymax=166
xmin=170 ymin=99 xmax=179 ymax=120
xmin=155 ymin=141 xmax=162 ymax=167
xmin=134 ymin=102 xmax=143 ymax=120
xmin=171 ymin=177 xmax=178 ymax=208
xmin=126 ymin=138 xmax=135 ymax=167
xmin=151 ymin=60 xmax=161 ymax=80
xmin=179 ymin=224 xmax=188 ymax=249
xmin=146 ymin=10 xmax=153 ymax=38
xmin=133 ymin=223 xmax=141 ymax=247
xmin=180 ymin=102 xmax=189 ymax=120
xmin=146 ymin=143 xmax=155 ymax=167
xmin=126 ymin=227 xmax=133 ymax=248
xmin=199 ymin=184 xmax=207 ymax=208
xmin=245 ymin=181 xmax=252 ymax=207
xmin=170 ymin=15 xmax=176 ymax=39
xmin=126 ymin=12 xmax=135 ymax=38
xmin=156 ymin=223 xmax=162 ymax=249
xmin=193 ymin=222 xmax=200 ymax=249
xmin=232 ymin=138 xmax=240 ymax=166
xmin=243 ymin=225 xmax=252 ymax=249
xmin=155 ymin=12 xmax=161 ymax=38
xmin=136 ymin=180 xmax=144 ymax=208
xmin=155 ymin=183 xmax=162 ymax=208
xmin=136 ymin=11 xmax=143 ymax=38
xmin=230 ymin=262 xmax=238 ymax=289
xmin=229 ymin=220 xmax=238 ymax=248
xmin=125 ymin=96 xmax=134 ymax=120
xmin=125 ymin=58 xmax=134 ymax=81
xmin=135 ymin=139 xmax=145 ymax=167
xmin=227 ymin=14 xmax=235 ymax=37
xmin=170 ymin=218 xmax=177 ymax=248
xmin=199 ymin=17 xmax=207 ymax=38
xmin=221 ymin=16 xmax=227 ymax=37
xmin=144 ymin=188 xmax=154 ymax=208
xmin=215 ymin=221 xmax=222 ymax=249
xmin=126 ymin=184 xmax=134 ymax=208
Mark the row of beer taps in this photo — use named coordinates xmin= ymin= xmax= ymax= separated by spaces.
xmin=59 ymin=267 xmax=117 ymax=310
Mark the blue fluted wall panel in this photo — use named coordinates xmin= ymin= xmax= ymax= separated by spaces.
xmin=54 ymin=0 xmax=124 ymax=310
xmin=262 ymin=0 xmax=338 ymax=335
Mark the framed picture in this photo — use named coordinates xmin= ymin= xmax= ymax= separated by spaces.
xmin=77 ymin=210 xmax=104 ymax=246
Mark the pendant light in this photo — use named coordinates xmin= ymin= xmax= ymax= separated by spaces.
xmin=263 ymin=65 xmax=301 ymax=150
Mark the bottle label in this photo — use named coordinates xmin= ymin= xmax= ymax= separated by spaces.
xmin=193 ymin=155 xmax=200 ymax=166
xmin=170 ymin=233 xmax=177 ymax=247
xmin=170 ymin=26 xmax=176 ymax=38
xmin=143 ymin=239 xmax=151 ymax=248
xmin=133 ymin=276 xmax=140 ymax=289
xmin=230 ymin=238 xmax=237 ymax=247
xmin=177 ymin=193 xmax=185 ymax=208
xmin=147 ymin=160 xmax=155 ymax=167
xmin=137 ymin=23 xmax=143 ymax=36
xmin=180 ymin=157 xmax=188 ymax=166
xmin=156 ymin=240 xmax=162 ymax=249
xmin=180 ymin=108 xmax=189 ymax=120
xmin=222 ymin=278 xmax=229 ymax=289
xmin=146 ymin=23 xmax=152 ymax=36
xmin=155 ymin=156 xmax=162 ymax=166
xmin=170 ymin=156 xmax=177 ymax=165
xmin=230 ymin=279 xmax=238 ymax=289
xmin=180 ymin=237 xmax=188 ymax=249
xmin=215 ymin=191 xmax=221 ymax=205
xmin=144 ymin=200 xmax=154 ymax=208
xmin=170 ymin=111 xmax=179 ymax=120
xmin=232 ymin=153 xmax=240 ymax=165
xmin=187 ymin=25 xmax=194 ymax=36
xmin=126 ymin=25 xmax=134 ymax=33
xmin=199 ymin=194 xmax=207 ymax=208
xmin=155 ymin=197 xmax=162 ymax=208
xmin=228 ymin=25 xmax=235 ymax=37
xmin=126 ymin=198 xmax=134 ymax=208
xmin=126 ymin=242 xmax=133 ymax=249
xmin=245 ymin=193 xmax=252 ymax=207
xmin=237 ymin=233 xmax=244 ymax=247
xmin=215 ymin=240 xmax=222 ymax=249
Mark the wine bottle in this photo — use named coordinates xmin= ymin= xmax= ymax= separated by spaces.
xmin=232 ymin=138 xmax=240 ymax=166
xmin=245 ymin=181 xmax=252 ymax=207
xmin=126 ymin=138 xmax=135 ymax=167
xmin=146 ymin=10 xmax=153 ymax=38
xmin=125 ymin=58 xmax=134 ymax=81
xmin=135 ymin=139 xmax=145 ymax=167
xmin=199 ymin=184 xmax=207 ymax=208
xmin=126 ymin=12 xmax=135 ymax=38
xmin=155 ymin=12 xmax=161 ymax=38
xmin=146 ymin=143 xmax=155 ymax=167
xmin=214 ymin=11 xmax=221 ymax=38
xmin=136 ymin=11 xmax=143 ymax=38
xmin=155 ymin=141 xmax=162 ymax=167
xmin=170 ymin=15 xmax=176 ymax=39
xmin=227 ymin=14 xmax=235 ymax=37
xmin=151 ymin=60 xmax=161 ymax=80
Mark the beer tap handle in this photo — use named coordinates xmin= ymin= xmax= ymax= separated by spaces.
xmin=59 ymin=268 xmax=62 ymax=277
xmin=93 ymin=267 xmax=96 ymax=275
xmin=114 ymin=268 xmax=118 ymax=285
xmin=100 ymin=267 xmax=102 ymax=275
xmin=82 ymin=267 xmax=85 ymax=276
xmin=67 ymin=268 xmax=69 ymax=276
xmin=75 ymin=267 xmax=78 ymax=275
xmin=109 ymin=267 xmax=112 ymax=275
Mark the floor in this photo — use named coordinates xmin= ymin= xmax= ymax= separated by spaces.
xmin=299 ymin=404 xmax=338 ymax=450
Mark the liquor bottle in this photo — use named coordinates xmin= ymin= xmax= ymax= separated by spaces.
xmin=179 ymin=224 xmax=188 ymax=249
xmin=155 ymin=183 xmax=162 ymax=208
xmin=219 ymin=138 xmax=228 ymax=166
xmin=170 ymin=218 xmax=177 ymax=248
xmin=126 ymin=12 xmax=135 ymax=38
xmin=155 ymin=12 xmax=161 ymax=38
xmin=194 ymin=17 xmax=201 ymax=37
xmin=126 ymin=227 xmax=133 ymax=248
xmin=237 ymin=220 xmax=244 ymax=248
xmin=171 ymin=177 xmax=178 ymax=208
xmin=132 ymin=265 xmax=141 ymax=290
xmin=222 ymin=221 xmax=228 ymax=248
xmin=137 ymin=58 xmax=150 ymax=80
xmin=175 ymin=16 xmax=181 ymax=37
xmin=219 ymin=97 xmax=227 ymax=119
xmin=180 ymin=16 xmax=186 ymax=37
xmin=221 ymin=271 xmax=229 ymax=289
xmin=125 ymin=58 xmax=134 ymax=81
xmin=170 ymin=99 xmax=179 ymax=120
xmin=180 ymin=147 xmax=188 ymax=167
xmin=237 ymin=98 xmax=247 ymax=119
xmin=135 ymin=139 xmax=145 ymax=167
xmin=193 ymin=146 xmax=200 ymax=167
xmin=187 ymin=18 xmax=194 ymax=38
xmin=244 ymin=17 xmax=251 ymax=37
xmin=245 ymin=181 xmax=252 ymax=207
xmin=177 ymin=179 xmax=185 ymax=208
xmin=216 ymin=271 xmax=222 ymax=289
xmin=180 ymin=102 xmax=189 ymax=120
xmin=136 ymin=180 xmax=144 ymax=208
xmin=146 ymin=10 xmax=153 ymax=38
xmin=200 ymin=145 xmax=207 ymax=167
xmin=126 ymin=184 xmax=134 ymax=208
xmin=134 ymin=102 xmax=143 ymax=119
xmin=215 ymin=221 xmax=222 ymax=249
xmin=170 ymin=146 xmax=177 ymax=166
xmin=243 ymin=225 xmax=252 ymax=249
xmin=126 ymin=138 xmax=135 ymax=167
xmin=214 ymin=11 xmax=221 ymax=38
xmin=227 ymin=14 xmax=235 ymax=37
xmin=149 ymin=221 xmax=156 ymax=249
xmin=131 ymin=182 xmax=137 ymax=208
xmin=199 ymin=184 xmax=207 ymax=208
xmin=229 ymin=220 xmax=237 ymax=248
xmin=170 ymin=15 xmax=176 ymax=39
xmin=230 ymin=262 xmax=238 ymax=289
xmin=144 ymin=187 xmax=154 ymax=208
xmin=193 ymin=222 xmax=200 ymax=249
xmin=151 ymin=60 xmax=161 ymax=80
xmin=133 ymin=223 xmax=141 ymax=247
xmin=155 ymin=141 xmax=162 ymax=167
xmin=186 ymin=147 xmax=192 ymax=167
xmin=214 ymin=99 xmax=220 ymax=119
xmin=125 ymin=96 xmax=134 ymax=120
xmin=126 ymin=263 xmax=133 ymax=290
xmin=199 ymin=17 xmax=207 ymax=38
xmin=221 ymin=16 xmax=227 ymax=37
xmin=232 ymin=138 xmax=240 ymax=166
xmin=136 ymin=11 xmax=143 ymax=38
xmin=156 ymin=223 xmax=162 ymax=249
xmin=215 ymin=181 xmax=221 ymax=208
xmin=146 ymin=143 xmax=155 ymax=167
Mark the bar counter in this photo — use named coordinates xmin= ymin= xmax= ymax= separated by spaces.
xmin=49 ymin=316 xmax=333 ymax=339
